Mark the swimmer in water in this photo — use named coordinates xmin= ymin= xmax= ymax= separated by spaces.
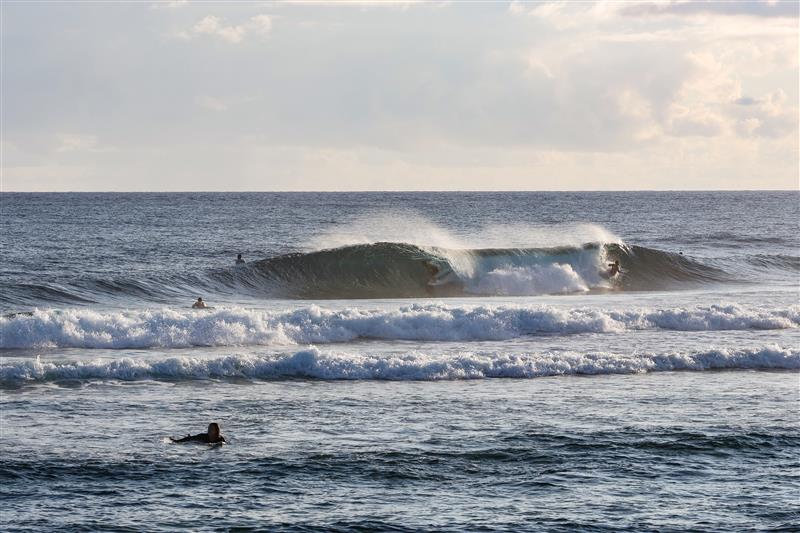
xmin=171 ymin=423 xmax=227 ymax=444
xmin=607 ymin=260 xmax=621 ymax=277
xmin=192 ymin=297 xmax=207 ymax=309
xmin=236 ymin=254 xmax=245 ymax=265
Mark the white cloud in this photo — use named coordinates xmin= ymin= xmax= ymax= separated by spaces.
xmin=193 ymin=15 xmax=246 ymax=43
xmin=250 ymin=14 xmax=273 ymax=34
xmin=190 ymin=14 xmax=272 ymax=43
xmin=150 ymin=0 xmax=189 ymax=10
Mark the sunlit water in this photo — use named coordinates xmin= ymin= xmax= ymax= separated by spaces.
xmin=1 ymin=192 xmax=798 ymax=531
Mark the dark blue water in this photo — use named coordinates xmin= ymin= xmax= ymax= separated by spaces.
xmin=1 ymin=192 xmax=798 ymax=531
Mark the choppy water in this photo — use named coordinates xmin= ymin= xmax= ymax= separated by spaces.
xmin=1 ymin=192 xmax=798 ymax=531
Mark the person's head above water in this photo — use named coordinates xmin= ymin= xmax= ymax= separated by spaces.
xmin=237 ymin=254 xmax=242 ymax=260
xmin=207 ymin=423 xmax=221 ymax=439
xmin=197 ymin=297 xmax=203 ymax=302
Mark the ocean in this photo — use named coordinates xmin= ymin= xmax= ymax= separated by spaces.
xmin=1 ymin=191 xmax=798 ymax=532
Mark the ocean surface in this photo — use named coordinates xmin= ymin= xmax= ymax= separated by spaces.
xmin=1 ymin=191 xmax=798 ymax=532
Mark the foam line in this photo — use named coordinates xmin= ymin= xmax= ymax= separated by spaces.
xmin=1 ymin=304 xmax=798 ymax=349
xmin=1 ymin=346 xmax=797 ymax=383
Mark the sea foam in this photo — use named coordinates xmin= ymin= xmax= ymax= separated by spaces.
xmin=1 ymin=303 xmax=798 ymax=349
xmin=1 ymin=346 xmax=797 ymax=383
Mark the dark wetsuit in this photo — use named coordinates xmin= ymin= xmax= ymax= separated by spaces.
xmin=171 ymin=433 xmax=226 ymax=444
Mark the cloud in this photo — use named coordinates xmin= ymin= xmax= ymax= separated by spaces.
xmin=193 ymin=16 xmax=247 ymax=43
xmin=729 ymin=90 xmax=797 ymax=138
xmin=2 ymin=1 xmax=797 ymax=190
xmin=621 ymin=0 xmax=799 ymax=19
xmin=191 ymin=14 xmax=272 ymax=43
xmin=150 ymin=0 xmax=188 ymax=10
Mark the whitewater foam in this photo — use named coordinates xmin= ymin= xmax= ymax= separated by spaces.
xmin=1 ymin=304 xmax=798 ymax=350
xmin=1 ymin=346 xmax=796 ymax=383
xmin=466 ymin=264 xmax=592 ymax=295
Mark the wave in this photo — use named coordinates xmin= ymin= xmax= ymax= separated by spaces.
xmin=231 ymin=241 xmax=731 ymax=298
xmin=1 ymin=304 xmax=797 ymax=350
xmin=0 ymin=239 xmax=790 ymax=307
xmin=1 ymin=346 xmax=797 ymax=384
xmin=747 ymin=254 xmax=800 ymax=272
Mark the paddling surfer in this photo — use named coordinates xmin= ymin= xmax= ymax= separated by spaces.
xmin=171 ymin=423 xmax=227 ymax=444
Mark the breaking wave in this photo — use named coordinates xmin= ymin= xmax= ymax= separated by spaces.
xmin=236 ymin=241 xmax=730 ymax=298
xmin=1 ymin=346 xmax=797 ymax=384
xmin=1 ymin=303 xmax=797 ymax=350
xmin=0 ymin=240 xmax=743 ymax=308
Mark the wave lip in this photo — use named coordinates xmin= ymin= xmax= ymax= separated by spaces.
xmin=1 ymin=304 xmax=798 ymax=350
xmin=2 ymin=346 xmax=797 ymax=384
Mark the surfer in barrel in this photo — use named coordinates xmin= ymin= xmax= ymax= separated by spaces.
xmin=605 ymin=260 xmax=621 ymax=278
xmin=422 ymin=260 xmax=440 ymax=281
xmin=171 ymin=422 xmax=227 ymax=444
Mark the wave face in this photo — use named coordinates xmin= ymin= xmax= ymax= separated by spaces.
xmin=230 ymin=241 xmax=731 ymax=299
xmin=1 ymin=346 xmax=797 ymax=384
xmin=2 ymin=304 xmax=797 ymax=350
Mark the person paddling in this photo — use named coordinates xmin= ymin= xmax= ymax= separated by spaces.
xmin=171 ymin=423 xmax=227 ymax=444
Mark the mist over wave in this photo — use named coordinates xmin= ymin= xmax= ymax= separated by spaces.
xmin=2 ymin=303 xmax=797 ymax=350
xmin=2 ymin=346 xmax=797 ymax=384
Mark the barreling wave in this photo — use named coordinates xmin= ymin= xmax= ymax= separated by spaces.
xmin=1 ymin=346 xmax=797 ymax=384
xmin=1 ymin=304 xmax=797 ymax=350
xmin=0 ymin=239 xmax=782 ymax=307
xmin=229 ymin=241 xmax=731 ymax=299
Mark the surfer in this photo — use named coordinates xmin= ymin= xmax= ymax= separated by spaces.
xmin=606 ymin=260 xmax=621 ymax=277
xmin=171 ymin=422 xmax=227 ymax=444
xmin=422 ymin=260 xmax=459 ymax=290
xmin=236 ymin=254 xmax=246 ymax=265
xmin=422 ymin=260 xmax=440 ymax=281
xmin=192 ymin=297 xmax=208 ymax=309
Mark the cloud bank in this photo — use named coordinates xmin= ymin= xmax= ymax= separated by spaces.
xmin=3 ymin=1 xmax=798 ymax=190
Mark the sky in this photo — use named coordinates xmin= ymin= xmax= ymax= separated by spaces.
xmin=2 ymin=0 xmax=798 ymax=191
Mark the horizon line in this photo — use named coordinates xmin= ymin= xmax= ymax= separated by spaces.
xmin=1 ymin=189 xmax=798 ymax=194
